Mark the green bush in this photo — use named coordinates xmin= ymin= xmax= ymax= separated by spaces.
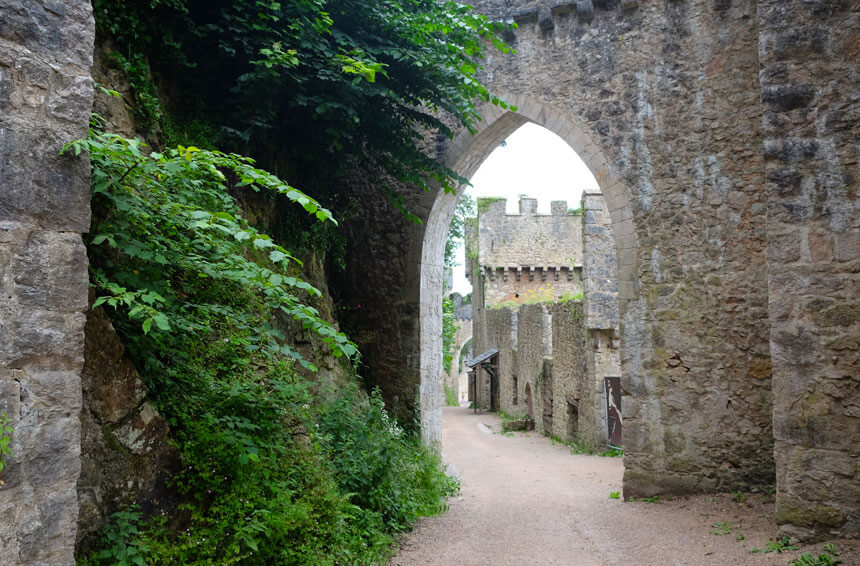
xmin=71 ymin=130 xmax=454 ymax=564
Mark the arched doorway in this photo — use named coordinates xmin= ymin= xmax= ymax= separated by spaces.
xmin=418 ymin=95 xmax=638 ymax=446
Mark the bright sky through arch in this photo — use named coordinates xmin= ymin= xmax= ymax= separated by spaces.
xmin=451 ymin=122 xmax=600 ymax=294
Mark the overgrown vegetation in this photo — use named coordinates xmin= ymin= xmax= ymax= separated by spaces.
xmin=79 ymin=0 xmax=518 ymax=562
xmin=0 ymin=414 xmax=12 ymax=480
xmin=749 ymin=538 xmax=799 ymax=554
xmin=70 ymin=128 xmax=457 ymax=564
xmin=790 ymin=544 xmax=843 ymax=566
xmin=445 ymin=193 xmax=476 ymax=268
xmin=93 ymin=0 xmax=515 ymax=213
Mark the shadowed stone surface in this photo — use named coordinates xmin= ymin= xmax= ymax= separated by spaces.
xmin=758 ymin=0 xmax=860 ymax=541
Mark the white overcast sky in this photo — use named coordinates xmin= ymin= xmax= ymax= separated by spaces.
xmin=451 ymin=123 xmax=600 ymax=294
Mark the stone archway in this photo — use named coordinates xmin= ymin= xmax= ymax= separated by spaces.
xmin=418 ymin=96 xmax=636 ymax=446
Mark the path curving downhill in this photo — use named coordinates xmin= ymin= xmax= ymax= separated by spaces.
xmin=391 ymin=407 xmax=859 ymax=566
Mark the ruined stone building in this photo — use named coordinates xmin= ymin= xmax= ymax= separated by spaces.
xmin=1 ymin=0 xmax=857 ymax=561
xmin=467 ymin=195 xmax=622 ymax=449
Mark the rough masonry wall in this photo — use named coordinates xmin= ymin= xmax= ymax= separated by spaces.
xmin=582 ymin=190 xmax=620 ymax=330
xmin=474 ymin=308 xmax=515 ymax=410
xmin=477 ymin=197 xmax=584 ymax=304
xmin=550 ymin=302 xmax=587 ymax=444
xmin=465 ymin=0 xmax=775 ymax=496
xmin=0 ymin=1 xmax=95 ymax=563
xmin=510 ymin=304 xmax=547 ymax=422
xmin=757 ymin=0 xmax=859 ymax=540
xmin=478 ymin=197 xmax=583 ymax=268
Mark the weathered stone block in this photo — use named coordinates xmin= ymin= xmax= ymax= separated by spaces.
xmin=11 ymin=231 xmax=88 ymax=311
xmin=4 ymin=310 xmax=85 ymax=370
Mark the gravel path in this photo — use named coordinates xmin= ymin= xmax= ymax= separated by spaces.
xmin=391 ymin=406 xmax=859 ymax=566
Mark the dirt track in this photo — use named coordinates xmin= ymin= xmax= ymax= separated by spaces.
xmin=391 ymin=406 xmax=859 ymax=566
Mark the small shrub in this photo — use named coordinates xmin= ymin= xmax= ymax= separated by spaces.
xmin=84 ymin=506 xmax=150 ymax=566
xmin=732 ymin=490 xmax=747 ymax=504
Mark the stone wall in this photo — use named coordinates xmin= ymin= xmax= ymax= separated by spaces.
xmin=478 ymin=197 xmax=583 ymax=268
xmin=453 ymin=0 xmax=776 ymax=499
xmin=757 ymin=0 xmax=859 ymax=540
xmin=582 ymin=190 xmax=620 ymax=331
xmin=76 ymin=304 xmax=178 ymax=552
xmin=510 ymin=304 xmax=546 ymax=422
xmin=550 ymin=302 xmax=588 ymax=444
xmin=0 ymin=1 xmax=94 ymax=563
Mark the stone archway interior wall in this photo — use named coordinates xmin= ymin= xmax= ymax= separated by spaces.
xmin=461 ymin=0 xmax=775 ymax=495
xmin=757 ymin=0 xmax=859 ymax=540
xmin=0 ymin=1 xmax=95 ymax=563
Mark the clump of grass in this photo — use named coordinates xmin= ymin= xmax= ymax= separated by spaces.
xmin=749 ymin=537 xmax=799 ymax=554
xmin=790 ymin=544 xmax=842 ymax=566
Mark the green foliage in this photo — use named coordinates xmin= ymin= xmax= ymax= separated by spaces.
xmin=749 ymin=538 xmax=799 ymax=554
xmin=318 ymin=386 xmax=457 ymax=533
xmin=444 ymin=384 xmax=459 ymax=407
xmin=0 ymin=414 xmax=12 ymax=478
xmin=710 ymin=522 xmax=733 ymax=536
xmin=82 ymin=507 xmax=150 ymax=566
xmin=442 ymin=295 xmax=458 ymax=373
xmin=598 ymin=447 xmax=623 ymax=457
xmin=559 ymin=291 xmax=584 ymax=304
xmin=791 ymin=544 xmax=842 ymax=566
xmin=609 ymin=491 xmax=620 ymax=500
xmin=71 ymin=130 xmax=453 ymax=564
xmin=93 ymin=0 xmax=515 ymax=207
xmin=63 ymin=131 xmax=355 ymax=369
xmin=445 ymin=193 xmax=476 ymax=267
xmin=732 ymin=490 xmax=747 ymax=504
xmin=476 ymin=196 xmax=505 ymax=214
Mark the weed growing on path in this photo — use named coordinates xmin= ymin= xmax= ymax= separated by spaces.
xmin=749 ymin=537 xmax=799 ymax=554
xmin=790 ymin=544 xmax=842 ymax=566
xmin=710 ymin=522 xmax=733 ymax=536
xmin=609 ymin=491 xmax=620 ymax=500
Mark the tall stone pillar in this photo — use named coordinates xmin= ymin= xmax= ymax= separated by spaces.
xmin=0 ymin=1 xmax=95 ymax=563
xmin=758 ymin=0 xmax=859 ymax=541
